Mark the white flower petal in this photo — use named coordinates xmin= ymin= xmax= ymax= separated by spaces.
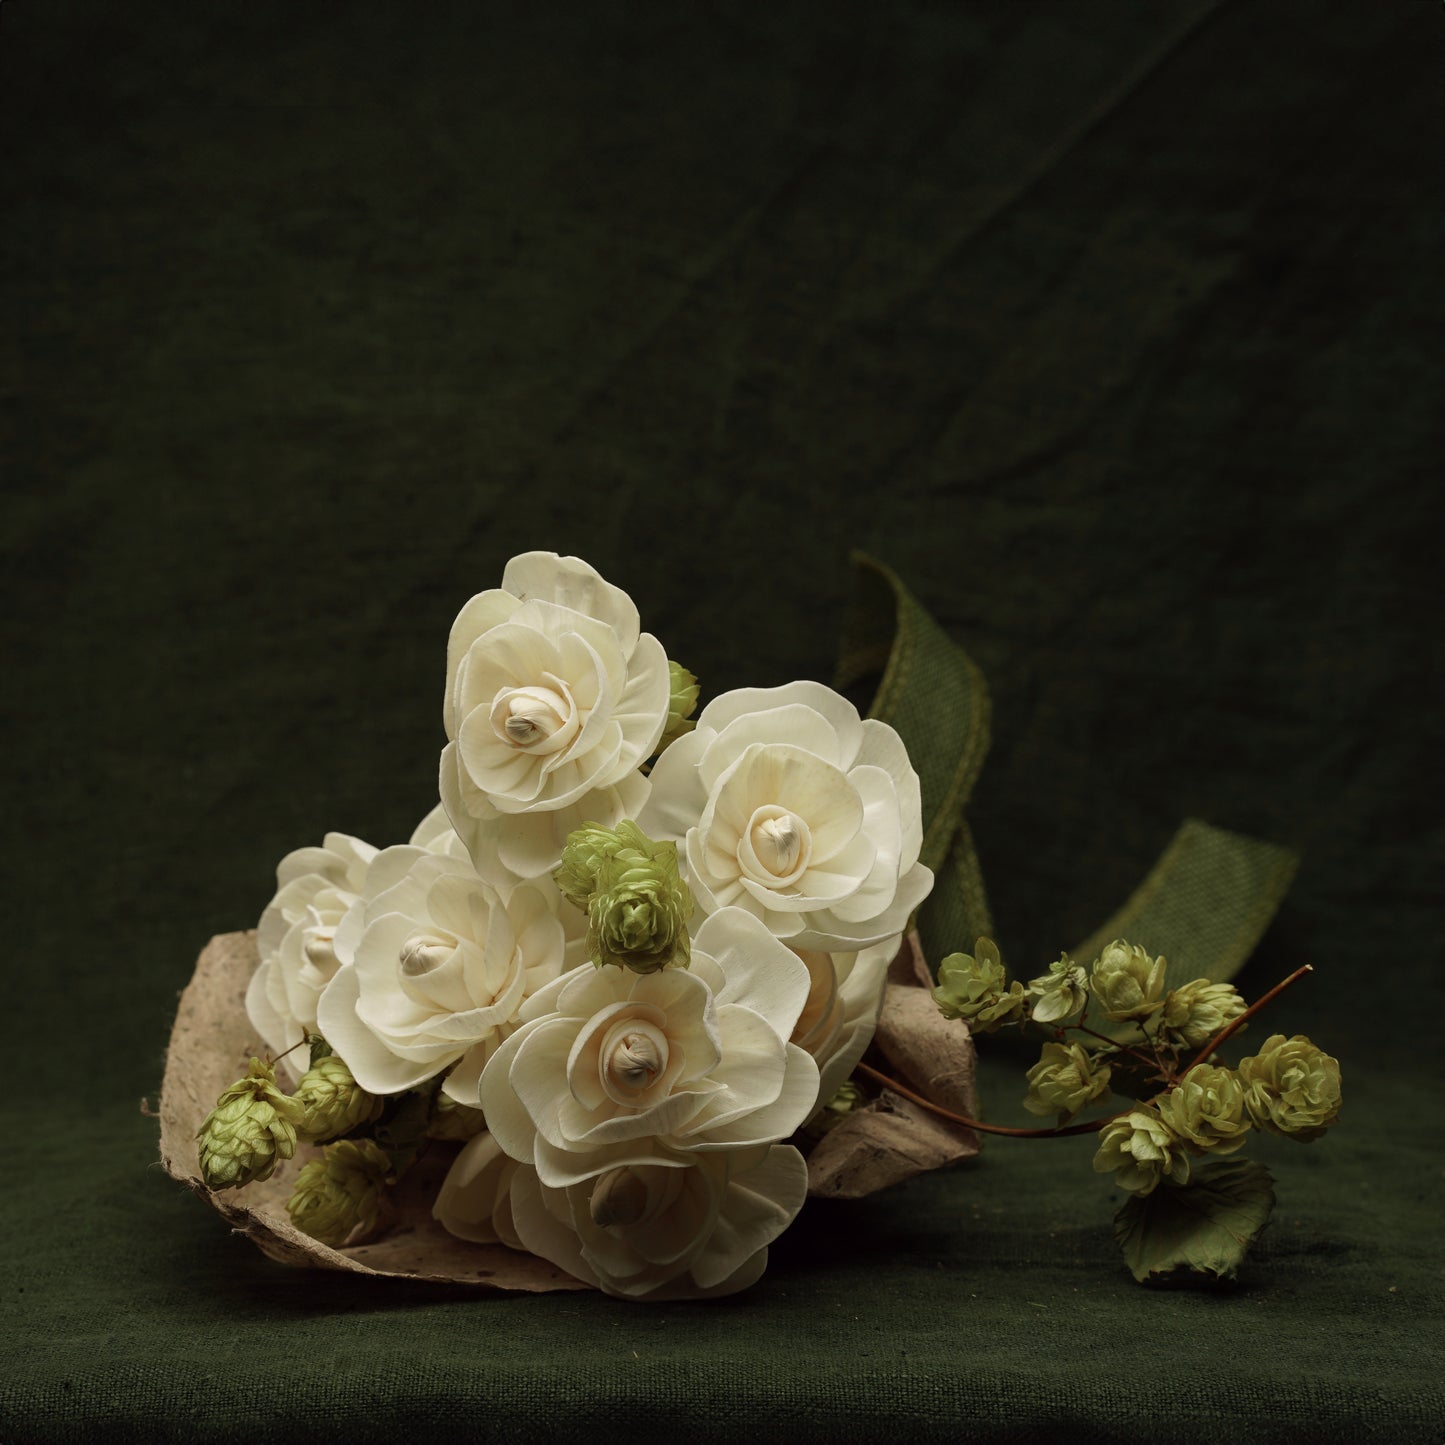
xmin=689 ymin=1145 xmax=807 ymax=1291
xmin=693 ymin=908 xmax=813 ymax=1035
xmin=500 ymin=552 xmax=641 ymax=654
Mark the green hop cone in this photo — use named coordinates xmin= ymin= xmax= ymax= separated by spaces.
xmin=933 ymin=938 xmax=1027 ymax=1032
xmin=558 ymin=820 xmax=693 ymax=974
xmin=286 ymin=1138 xmax=393 ymax=1248
xmin=589 ymin=848 xmax=693 ymax=974
xmin=1023 ymin=1041 xmax=1113 ymax=1123
xmin=553 ymin=820 xmax=630 ymax=912
xmin=1027 ymin=953 xmax=1089 ymax=1025
xmin=656 ymin=661 xmax=700 ymax=755
xmin=293 ymin=1054 xmax=384 ymax=1143
xmin=1159 ymin=978 xmax=1247 ymax=1050
xmin=1236 ymin=1034 xmax=1342 ymax=1141
xmin=1155 ymin=1064 xmax=1251 ymax=1157
xmin=196 ymin=1056 xmax=305 ymax=1191
xmin=1090 ymin=939 xmax=1168 ymax=1023
xmin=1093 ymin=1105 xmax=1192 ymax=1196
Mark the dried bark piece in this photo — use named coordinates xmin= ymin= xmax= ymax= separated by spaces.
xmin=806 ymin=933 xmax=980 ymax=1199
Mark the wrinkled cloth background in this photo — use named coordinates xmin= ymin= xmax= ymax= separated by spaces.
xmin=2 ymin=4 xmax=1441 ymax=1442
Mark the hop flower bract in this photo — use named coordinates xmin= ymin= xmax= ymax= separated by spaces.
xmin=196 ymin=1057 xmax=305 ymax=1191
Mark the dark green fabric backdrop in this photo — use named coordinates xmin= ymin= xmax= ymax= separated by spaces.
xmin=3 ymin=3 xmax=1441 ymax=1441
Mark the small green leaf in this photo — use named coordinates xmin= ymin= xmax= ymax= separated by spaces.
xmin=1114 ymin=1158 xmax=1275 ymax=1285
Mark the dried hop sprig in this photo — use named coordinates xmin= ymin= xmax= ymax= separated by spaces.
xmin=1155 ymin=1063 xmax=1251 ymax=1157
xmin=196 ymin=1056 xmax=305 ymax=1190
xmin=1092 ymin=1105 xmax=1192 ymax=1196
xmin=1090 ymin=940 xmax=1168 ymax=1023
xmin=1159 ymin=978 xmax=1247 ymax=1050
xmin=556 ymin=819 xmax=693 ymax=974
xmin=1023 ymin=1041 xmax=1113 ymax=1123
xmin=933 ymin=938 xmax=1027 ymax=1032
xmin=1027 ymin=953 xmax=1089 ymax=1024
xmin=293 ymin=1053 xmax=384 ymax=1143
xmin=1236 ymin=1034 xmax=1342 ymax=1141
xmin=286 ymin=1138 xmax=394 ymax=1248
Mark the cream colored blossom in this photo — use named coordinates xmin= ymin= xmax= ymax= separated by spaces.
xmin=789 ymin=938 xmax=894 ymax=1116
xmin=435 ymin=1132 xmax=807 ymax=1300
xmin=638 ymin=681 xmax=932 ymax=951
xmin=440 ymin=553 xmax=671 ymax=885
xmin=479 ymin=907 xmax=820 ymax=1186
xmin=245 ymin=832 xmax=376 ymax=1076
xmin=316 ymin=850 xmax=566 ymax=1103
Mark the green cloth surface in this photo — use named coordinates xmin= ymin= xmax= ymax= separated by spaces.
xmin=2 ymin=3 xmax=1441 ymax=1441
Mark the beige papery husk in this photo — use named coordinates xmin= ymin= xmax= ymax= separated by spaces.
xmin=160 ymin=930 xmax=978 ymax=1291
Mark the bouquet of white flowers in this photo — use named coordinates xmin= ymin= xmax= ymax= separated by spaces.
xmin=161 ymin=551 xmax=1331 ymax=1295
xmin=160 ymin=552 xmax=978 ymax=1300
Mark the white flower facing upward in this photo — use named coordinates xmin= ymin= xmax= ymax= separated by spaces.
xmin=639 ymin=681 xmax=932 ymax=951
xmin=435 ymin=1130 xmax=807 ymax=1300
xmin=317 ymin=850 xmax=567 ymax=1104
xmin=246 ymin=831 xmax=377 ymax=1074
xmin=440 ymin=552 xmax=672 ymax=886
xmin=480 ymin=908 xmax=821 ymax=1185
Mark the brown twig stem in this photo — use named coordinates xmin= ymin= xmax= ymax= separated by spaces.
xmin=1069 ymin=1022 xmax=1159 ymax=1071
xmin=1181 ymin=963 xmax=1313 ymax=1073
xmin=854 ymin=1061 xmax=1112 ymax=1138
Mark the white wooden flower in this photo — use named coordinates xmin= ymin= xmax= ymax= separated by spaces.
xmin=638 ymin=680 xmax=933 ymax=951
xmin=245 ymin=831 xmax=377 ymax=1073
xmin=316 ymin=851 xmax=567 ymax=1103
xmin=440 ymin=552 xmax=671 ymax=885
xmin=790 ymin=938 xmax=896 ymax=1116
xmin=479 ymin=908 xmax=820 ymax=1186
xmin=434 ymin=1131 xmax=807 ymax=1300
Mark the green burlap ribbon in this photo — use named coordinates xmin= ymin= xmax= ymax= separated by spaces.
xmin=836 ymin=553 xmax=1299 ymax=980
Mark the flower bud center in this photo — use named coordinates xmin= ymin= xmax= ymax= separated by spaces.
xmin=611 ymin=1030 xmax=662 ymax=1086
xmin=300 ymin=930 xmax=341 ymax=989
xmin=492 ymin=685 xmax=570 ymax=748
xmin=588 ymin=1167 xmax=651 ymax=1228
xmin=745 ymin=808 xmax=811 ymax=883
xmin=399 ymin=930 xmax=456 ymax=977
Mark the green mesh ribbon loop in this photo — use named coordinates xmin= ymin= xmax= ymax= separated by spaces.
xmin=837 ymin=553 xmax=1298 ymax=978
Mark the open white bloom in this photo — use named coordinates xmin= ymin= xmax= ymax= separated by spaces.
xmin=435 ymin=1131 xmax=807 ymax=1300
xmin=246 ymin=832 xmax=377 ymax=1072
xmin=316 ymin=851 xmax=567 ymax=1103
xmin=440 ymin=552 xmax=671 ymax=886
xmin=639 ymin=681 xmax=932 ymax=951
xmin=433 ymin=1132 xmax=809 ymax=1306
xmin=791 ymin=938 xmax=896 ymax=1116
xmin=481 ymin=908 xmax=820 ymax=1186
